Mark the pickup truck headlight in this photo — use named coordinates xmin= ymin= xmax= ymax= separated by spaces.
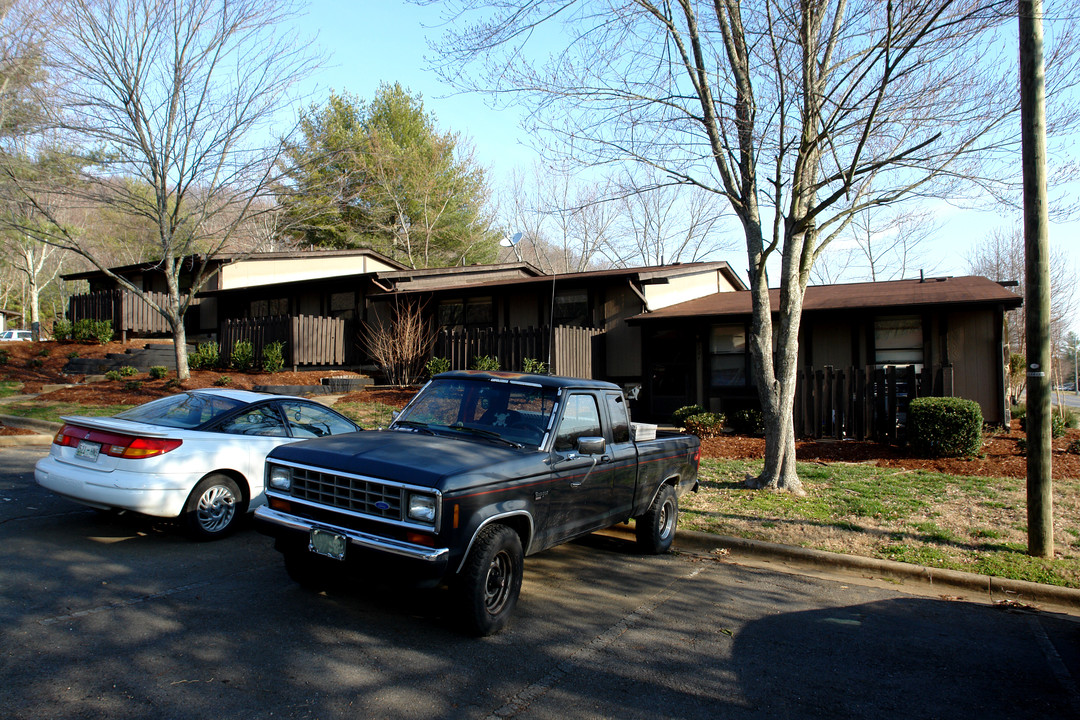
xmin=268 ymin=465 xmax=291 ymax=491
xmin=407 ymin=493 xmax=436 ymax=523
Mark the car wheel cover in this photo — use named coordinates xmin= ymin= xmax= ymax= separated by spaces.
xmin=658 ymin=498 xmax=676 ymax=539
xmin=196 ymin=484 xmax=236 ymax=533
xmin=483 ymin=549 xmax=513 ymax=615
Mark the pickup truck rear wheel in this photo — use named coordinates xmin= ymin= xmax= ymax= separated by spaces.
xmin=454 ymin=524 xmax=523 ymax=636
xmin=635 ymin=484 xmax=678 ymax=554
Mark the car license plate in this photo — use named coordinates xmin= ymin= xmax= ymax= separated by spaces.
xmin=309 ymin=527 xmax=346 ymax=560
xmin=75 ymin=440 xmax=101 ymax=461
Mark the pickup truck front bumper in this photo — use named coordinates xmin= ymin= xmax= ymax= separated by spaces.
xmin=254 ymin=506 xmax=449 ymax=562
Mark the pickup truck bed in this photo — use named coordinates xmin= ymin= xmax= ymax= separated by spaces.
xmin=255 ymin=371 xmax=701 ymax=635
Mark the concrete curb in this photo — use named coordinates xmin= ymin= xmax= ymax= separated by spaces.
xmin=0 ymin=413 xmax=62 ymax=434
xmin=667 ymin=528 xmax=1080 ymax=610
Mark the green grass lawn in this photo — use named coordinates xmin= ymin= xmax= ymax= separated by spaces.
xmin=682 ymin=459 xmax=1080 ymax=589
xmin=0 ymin=400 xmax=135 ymax=423
xmin=0 ymin=381 xmax=22 ymax=399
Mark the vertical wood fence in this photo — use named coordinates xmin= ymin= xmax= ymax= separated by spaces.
xmin=220 ymin=315 xmax=349 ymax=368
xmin=794 ymin=364 xmax=954 ymax=442
xmin=434 ymin=326 xmax=603 ymax=377
xmin=69 ymin=290 xmax=174 ymax=339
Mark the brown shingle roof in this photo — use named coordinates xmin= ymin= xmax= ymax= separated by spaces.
xmin=631 ymin=276 xmax=1022 ymax=321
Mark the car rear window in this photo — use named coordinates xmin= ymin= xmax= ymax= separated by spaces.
xmin=114 ymin=393 xmax=246 ymax=429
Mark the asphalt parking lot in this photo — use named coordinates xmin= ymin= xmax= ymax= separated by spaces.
xmin=2 ymin=445 xmax=1079 ymax=720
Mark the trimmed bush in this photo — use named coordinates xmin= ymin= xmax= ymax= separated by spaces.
xmin=0 ymin=349 xmax=8 ymax=365
xmin=230 ymin=340 xmax=254 ymax=372
xmin=425 ymin=356 xmax=451 ymax=378
xmin=104 ymin=370 xmax=122 ymax=381
xmin=908 ymin=396 xmax=983 ymax=458
xmin=262 ymin=341 xmax=285 ymax=373
xmin=214 ymin=375 xmax=231 ymax=386
xmin=118 ymin=365 xmax=138 ymax=377
xmin=729 ymin=408 xmax=766 ymax=436
xmin=1067 ymin=438 xmax=1080 ymax=455
xmin=672 ymin=405 xmax=707 ymax=426
xmin=470 ymin=355 xmax=500 ymax=371
xmin=189 ymin=341 xmax=220 ymax=370
xmin=148 ymin=366 xmax=168 ymax=380
xmin=683 ymin=412 xmax=725 ymax=438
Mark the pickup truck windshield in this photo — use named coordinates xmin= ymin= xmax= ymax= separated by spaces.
xmin=395 ymin=378 xmax=558 ymax=447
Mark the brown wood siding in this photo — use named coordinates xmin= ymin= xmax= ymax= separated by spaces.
xmin=948 ymin=310 xmax=1000 ymax=423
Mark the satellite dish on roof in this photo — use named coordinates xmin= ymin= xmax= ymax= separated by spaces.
xmin=500 ymin=232 xmax=523 ymax=248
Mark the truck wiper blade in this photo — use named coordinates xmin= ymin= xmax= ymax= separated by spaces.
xmin=447 ymin=426 xmax=524 ymax=449
xmin=392 ymin=420 xmax=438 ymax=436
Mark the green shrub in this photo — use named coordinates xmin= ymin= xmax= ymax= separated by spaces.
xmin=1010 ymin=403 xmax=1026 ymax=426
xmin=37 ymin=345 xmax=51 ymax=357
xmin=908 ymin=396 xmax=983 ymax=458
xmin=189 ymin=341 xmax=220 ymax=370
xmin=425 ymin=356 xmax=451 ymax=378
xmin=522 ymin=357 xmax=547 ymax=374
xmin=230 ymin=339 xmax=254 ymax=372
xmin=118 ymin=365 xmax=138 ymax=377
xmin=1017 ymin=437 xmax=1027 ymax=456
xmin=261 ymin=341 xmax=285 ymax=373
xmin=164 ymin=378 xmax=182 ymax=390
xmin=148 ymin=366 xmax=168 ymax=380
xmin=52 ymin=319 xmax=72 ymax=341
xmin=214 ymin=375 xmax=231 ymax=386
xmin=470 ymin=355 xmax=500 ymax=371
xmin=124 ymin=380 xmax=142 ymax=391
xmin=67 ymin=350 xmax=80 ymax=360
xmin=1019 ymin=407 xmax=1071 ymax=438
xmin=729 ymin=408 xmax=766 ymax=436
xmin=72 ymin=318 xmax=114 ymax=344
xmin=1067 ymin=438 xmax=1080 ymax=455
xmin=104 ymin=370 xmax=122 ymax=381
xmin=672 ymin=405 xmax=707 ymax=426
xmin=0 ymin=349 xmax=8 ymax=365
xmin=683 ymin=412 xmax=725 ymax=438
xmin=26 ymin=357 xmax=43 ymax=369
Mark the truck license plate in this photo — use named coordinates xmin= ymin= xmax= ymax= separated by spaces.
xmin=309 ymin=527 xmax=346 ymax=560
xmin=75 ymin=440 xmax=101 ymax=461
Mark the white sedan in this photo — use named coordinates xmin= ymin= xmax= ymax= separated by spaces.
xmin=35 ymin=388 xmax=361 ymax=539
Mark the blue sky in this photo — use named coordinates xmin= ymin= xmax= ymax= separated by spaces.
xmin=286 ymin=1 xmax=1080 ymax=320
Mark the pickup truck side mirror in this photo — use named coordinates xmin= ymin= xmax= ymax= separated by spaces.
xmin=576 ymin=436 xmax=606 ymax=455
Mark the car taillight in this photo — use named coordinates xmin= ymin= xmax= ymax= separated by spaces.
xmin=53 ymin=423 xmax=182 ymax=459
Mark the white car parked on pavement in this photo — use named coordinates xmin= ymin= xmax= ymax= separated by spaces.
xmin=35 ymin=388 xmax=361 ymax=539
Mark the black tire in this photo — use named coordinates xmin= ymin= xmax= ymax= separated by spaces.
xmin=182 ymin=474 xmax=243 ymax=541
xmin=453 ymin=524 xmax=524 ymax=636
xmin=635 ymin=484 xmax=678 ymax=554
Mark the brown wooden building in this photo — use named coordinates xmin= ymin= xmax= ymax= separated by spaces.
xmin=629 ymin=275 xmax=1023 ymax=427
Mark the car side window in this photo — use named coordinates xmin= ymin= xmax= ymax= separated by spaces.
xmin=219 ymin=405 xmax=288 ymax=437
xmin=554 ymin=394 xmax=602 ymax=451
xmin=280 ymin=401 xmax=355 ymax=438
xmin=605 ymin=393 xmax=630 ymax=444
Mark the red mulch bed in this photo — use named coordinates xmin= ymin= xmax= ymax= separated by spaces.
xmin=3 ymin=340 xmax=1076 ymax=478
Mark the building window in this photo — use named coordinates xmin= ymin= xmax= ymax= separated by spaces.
xmin=250 ymin=298 xmax=288 ymax=318
xmin=438 ymin=297 xmax=493 ymax=330
xmin=330 ymin=292 xmax=355 ymax=320
xmin=874 ymin=315 xmax=923 ymax=369
xmin=553 ymin=290 xmax=589 ymax=327
xmin=710 ymin=324 xmax=747 ymax=387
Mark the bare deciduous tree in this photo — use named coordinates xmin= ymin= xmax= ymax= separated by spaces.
xmin=810 ymin=206 xmax=942 ymax=284
xmin=363 ymin=299 xmax=437 ymax=386
xmin=424 ymin=0 xmax=1080 ymax=492
xmin=1 ymin=0 xmax=318 ymax=378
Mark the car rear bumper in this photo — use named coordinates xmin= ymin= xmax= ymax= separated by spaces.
xmin=34 ymin=456 xmax=195 ymax=518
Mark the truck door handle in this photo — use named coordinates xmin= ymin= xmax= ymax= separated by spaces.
xmin=601 ymin=455 xmax=611 ymax=463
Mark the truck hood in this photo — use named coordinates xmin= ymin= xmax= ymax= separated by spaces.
xmin=266 ymin=428 xmax=531 ymax=487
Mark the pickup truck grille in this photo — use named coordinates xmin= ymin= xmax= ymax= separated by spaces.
xmin=289 ymin=467 xmax=403 ymax=521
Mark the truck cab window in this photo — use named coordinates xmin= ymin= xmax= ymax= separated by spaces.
xmin=605 ymin=393 xmax=630 ymax=443
xmin=554 ymin=394 xmax=602 ymax=451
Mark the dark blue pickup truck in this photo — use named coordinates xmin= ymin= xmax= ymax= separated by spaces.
xmin=254 ymin=371 xmax=701 ymax=635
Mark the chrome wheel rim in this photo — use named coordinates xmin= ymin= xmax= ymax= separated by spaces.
xmin=658 ymin=498 xmax=676 ymax=539
xmin=483 ymin=550 xmax=513 ymax=615
xmin=196 ymin=484 xmax=237 ymax=533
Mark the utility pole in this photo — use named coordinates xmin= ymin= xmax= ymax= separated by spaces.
xmin=1019 ymin=0 xmax=1053 ymax=558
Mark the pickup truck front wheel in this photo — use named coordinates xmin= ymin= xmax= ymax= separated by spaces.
xmin=635 ymin=484 xmax=678 ymax=554
xmin=454 ymin=524 xmax=523 ymax=636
